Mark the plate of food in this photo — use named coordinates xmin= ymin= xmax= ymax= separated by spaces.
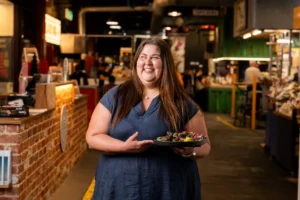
xmin=154 ymin=131 xmax=207 ymax=147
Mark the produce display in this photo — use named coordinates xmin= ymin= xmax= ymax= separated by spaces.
xmin=268 ymin=74 xmax=300 ymax=117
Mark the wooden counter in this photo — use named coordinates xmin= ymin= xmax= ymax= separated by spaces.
xmin=0 ymin=109 xmax=54 ymax=125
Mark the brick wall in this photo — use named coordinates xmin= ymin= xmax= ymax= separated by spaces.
xmin=0 ymin=95 xmax=88 ymax=200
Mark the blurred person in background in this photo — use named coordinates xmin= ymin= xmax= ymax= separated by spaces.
xmin=183 ymin=67 xmax=196 ymax=97
xmin=70 ymin=64 xmax=88 ymax=85
xmin=97 ymin=63 xmax=110 ymax=87
xmin=244 ymin=61 xmax=263 ymax=84
xmin=194 ymin=69 xmax=209 ymax=111
xmin=90 ymin=60 xmax=99 ymax=79
xmin=99 ymin=75 xmax=117 ymax=98
xmin=86 ymin=38 xmax=210 ymax=200
xmin=244 ymin=61 xmax=263 ymax=111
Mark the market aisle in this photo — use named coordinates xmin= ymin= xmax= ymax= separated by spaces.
xmin=200 ymin=114 xmax=297 ymax=200
xmin=50 ymin=113 xmax=297 ymax=200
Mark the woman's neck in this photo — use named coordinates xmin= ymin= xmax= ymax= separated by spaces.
xmin=143 ymin=87 xmax=160 ymax=99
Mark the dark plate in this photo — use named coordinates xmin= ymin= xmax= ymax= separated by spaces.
xmin=154 ymin=138 xmax=207 ymax=147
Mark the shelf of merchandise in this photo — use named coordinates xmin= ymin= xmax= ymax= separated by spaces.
xmin=267 ymin=31 xmax=292 ymax=78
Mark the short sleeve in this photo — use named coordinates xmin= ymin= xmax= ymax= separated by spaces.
xmin=100 ymin=85 xmax=119 ymax=112
xmin=184 ymin=98 xmax=200 ymax=123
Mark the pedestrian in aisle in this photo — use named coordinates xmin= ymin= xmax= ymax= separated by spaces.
xmin=86 ymin=37 xmax=211 ymax=200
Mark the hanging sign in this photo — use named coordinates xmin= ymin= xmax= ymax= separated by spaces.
xmin=65 ymin=8 xmax=73 ymax=21
xmin=293 ymin=6 xmax=300 ymax=29
xmin=45 ymin=14 xmax=61 ymax=45
xmin=192 ymin=9 xmax=219 ymax=16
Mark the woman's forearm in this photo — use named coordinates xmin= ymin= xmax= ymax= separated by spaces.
xmin=194 ymin=143 xmax=210 ymax=159
xmin=86 ymin=134 xmax=125 ymax=154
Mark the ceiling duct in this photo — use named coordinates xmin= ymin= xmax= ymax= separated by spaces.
xmin=78 ymin=6 xmax=152 ymax=34
xmin=150 ymin=0 xmax=235 ymax=34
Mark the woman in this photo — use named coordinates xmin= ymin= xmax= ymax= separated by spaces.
xmin=86 ymin=38 xmax=211 ymax=200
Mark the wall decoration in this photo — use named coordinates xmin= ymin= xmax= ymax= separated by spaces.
xmin=233 ymin=0 xmax=247 ymax=36
xmin=169 ymin=36 xmax=186 ymax=73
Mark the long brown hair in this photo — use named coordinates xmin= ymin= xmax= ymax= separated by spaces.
xmin=112 ymin=38 xmax=193 ymax=131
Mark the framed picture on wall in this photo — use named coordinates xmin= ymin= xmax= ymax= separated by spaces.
xmin=233 ymin=0 xmax=247 ymax=36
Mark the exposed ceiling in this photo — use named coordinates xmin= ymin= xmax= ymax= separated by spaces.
xmin=150 ymin=0 xmax=236 ymax=34
xmin=54 ymin=0 xmax=236 ymax=35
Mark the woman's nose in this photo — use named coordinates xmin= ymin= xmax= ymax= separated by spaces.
xmin=145 ymin=57 xmax=152 ymax=65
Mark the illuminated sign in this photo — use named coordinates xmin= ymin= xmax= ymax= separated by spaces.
xmin=193 ymin=9 xmax=219 ymax=16
xmin=65 ymin=8 xmax=73 ymax=21
xmin=45 ymin=14 xmax=61 ymax=45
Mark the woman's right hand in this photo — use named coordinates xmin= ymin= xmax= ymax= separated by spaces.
xmin=122 ymin=132 xmax=154 ymax=153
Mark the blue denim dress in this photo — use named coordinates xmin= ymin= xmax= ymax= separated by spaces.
xmin=92 ymin=86 xmax=201 ymax=200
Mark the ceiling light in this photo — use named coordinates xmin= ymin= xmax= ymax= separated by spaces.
xmin=168 ymin=11 xmax=182 ymax=17
xmin=276 ymin=39 xmax=293 ymax=44
xmin=165 ymin=27 xmax=171 ymax=31
xmin=106 ymin=21 xmax=118 ymax=25
xmin=110 ymin=25 xmax=121 ymax=30
xmin=212 ymin=57 xmax=271 ymax=62
xmin=252 ymin=29 xmax=262 ymax=36
xmin=263 ymin=29 xmax=274 ymax=33
xmin=263 ymin=29 xmax=290 ymax=33
xmin=243 ymin=33 xmax=251 ymax=39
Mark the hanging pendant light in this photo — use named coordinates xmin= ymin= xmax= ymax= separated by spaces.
xmin=106 ymin=13 xmax=118 ymax=25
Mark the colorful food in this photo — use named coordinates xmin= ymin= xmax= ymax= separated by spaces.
xmin=157 ymin=131 xmax=205 ymax=142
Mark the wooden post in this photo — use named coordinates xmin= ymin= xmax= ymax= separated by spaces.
xmin=231 ymin=74 xmax=237 ymax=118
xmin=251 ymin=76 xmax=257 ymax=129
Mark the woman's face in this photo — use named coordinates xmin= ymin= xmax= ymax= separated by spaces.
xmin=136 ymin=44 xmax=163 ymax=87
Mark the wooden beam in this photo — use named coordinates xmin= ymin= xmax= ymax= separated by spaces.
xmin=231 ymin=73 xmax=237 ymax=118
xmin=251 ymin=76 xmax=257 ymax=129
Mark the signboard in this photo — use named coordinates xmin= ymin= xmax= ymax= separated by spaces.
xmin=192 ymin=9 xmax=219 ymax=16
xmin=0 ymin=37 xmax=12 ymax=81
xmin=293 ymin=6 xmax=300 ymax=29
xmin=60 ymin=104 xmax=68 ymax=152
xmin=65 ymin=8 xmax=73 ymax=21
xmin=45 ymin=14 xmax=61 ymax=45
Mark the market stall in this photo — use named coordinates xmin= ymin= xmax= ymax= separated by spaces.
xmin=265 ymin=77 xmax=300 ymax=175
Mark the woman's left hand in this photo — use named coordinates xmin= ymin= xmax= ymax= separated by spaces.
xmin=172 ymin=147 xmax=194 ymax=156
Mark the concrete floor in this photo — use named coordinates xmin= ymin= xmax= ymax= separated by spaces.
xmin=50 ymin=113 xmax=297 ymax=200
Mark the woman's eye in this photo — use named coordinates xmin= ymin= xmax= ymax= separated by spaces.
xmin=151 ymin=56 xmax=160 ymax=59
xmin=140 ymin=55 xmax=146 ymax=59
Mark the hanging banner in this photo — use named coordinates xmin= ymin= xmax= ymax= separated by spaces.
xmin=169 ymin=36 xmax=186 ymax=73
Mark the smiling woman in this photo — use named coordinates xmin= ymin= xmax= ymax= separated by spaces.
xmin=86 ymin=37 xmax=210 ymax=200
